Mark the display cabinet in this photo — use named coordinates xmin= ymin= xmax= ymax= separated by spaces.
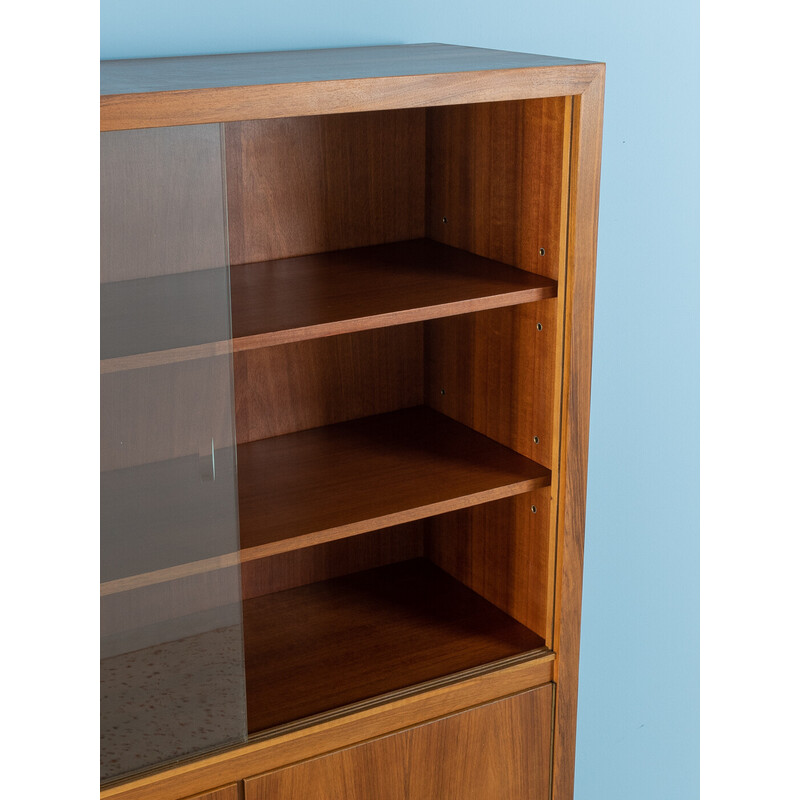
xmin=100 ymin=43 xmax=604 ymax=800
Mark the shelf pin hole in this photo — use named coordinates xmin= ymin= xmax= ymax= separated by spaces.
xmin=440 ymin=388 xmax=446 ymax=395
xmin=539 ymin=247 xmax=546 ymax=256
xmin=536 ymin=322 xmax=543 ymax=331
xmin=531 ymin=505 xmax=537 ymax=514
xmin=534 ymin=436 xmax=540 ymax=444
xmin=442 ymin=217 xmax=448 ymax=224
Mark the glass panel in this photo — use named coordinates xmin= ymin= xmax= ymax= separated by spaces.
xmin=100 ymin=125 xmax=246 ymax=782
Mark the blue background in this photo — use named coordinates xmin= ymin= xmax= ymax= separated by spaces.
xmin=101 ymin=2 xmax=699 ymax=797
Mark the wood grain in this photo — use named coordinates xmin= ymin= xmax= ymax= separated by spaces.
xmin=229 ymin=239 xmax=557 ymax=349
xmin=551 ymin=68 xmax=605 ymax=800
xmin=101 ymin=236 xmax=556 ymax=372
xmin=105 ymin=398 xmax=551 ymax=594
xmin=225 ymin=111 xmax=424 ymax=265
xmin=101 ymin=45 xmax=594 ymax=96
xmin=424 ymin=300 xmax=557 ymax=469
xmin=424 ymin=97 xmax=571 ymax=468
xmin=98 ymin=43 xmax=605 ymax=800
xmin=180 ymin=785 xmax=238 ymax=800
xmin=242 ymin=559 xmax=545 ymax=733
xmin=425 ymin=488 xmax=555 ymax=639
xmin=426 ymin=97 xmax=570 ymax=281
xmin=233 ymin=325 xmax=423 ymax=443
xmin=245 ymin=686 xmax=553 ymax=800
xmin=240 ymin=523 xmax=424 ymax=599
xmin=236 ymin=406 xmax=550 ymax=557
xmin=101 ymin=64 xmax=602 ymax=131
xmin=100 ymin=657 xmax=553 ymax=800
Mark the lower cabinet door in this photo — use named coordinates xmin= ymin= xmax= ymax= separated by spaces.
xmin=244 ymin=684 xmax=553 ymax=800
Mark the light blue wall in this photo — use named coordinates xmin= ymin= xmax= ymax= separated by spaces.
xmin=101 ymin=2 xmax=699 ymax=797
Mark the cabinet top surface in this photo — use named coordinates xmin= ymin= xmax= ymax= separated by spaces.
xmin=100 ymin=42 xmax=596 ymax=96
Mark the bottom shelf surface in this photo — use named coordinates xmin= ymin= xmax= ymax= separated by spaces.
xmin=243 ymin=558 xmax=546 ymax=734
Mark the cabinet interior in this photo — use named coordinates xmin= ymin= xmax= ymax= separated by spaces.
xmin=228 ymin=96 xmax=569 ymax=733
xmin=101 ymin=94 xmax=572 ymax=775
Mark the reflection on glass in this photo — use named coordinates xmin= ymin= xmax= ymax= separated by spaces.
xmin=100 ymin=124 xmax=246 ymax=781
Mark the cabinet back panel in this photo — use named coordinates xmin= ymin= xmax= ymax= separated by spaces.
xmin=241 ymin=523 xmax=424 ymax=599
xmin=224 ymin=110 xmax=426 ymax=264
xmin=234 ymin=306 xmax=557 ymax=459
xmin=234 ymin=325 xmax=423 ymax=442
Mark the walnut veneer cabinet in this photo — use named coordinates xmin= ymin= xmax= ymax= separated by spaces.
xmin=100 ymin=43 xmax=604 ymax=800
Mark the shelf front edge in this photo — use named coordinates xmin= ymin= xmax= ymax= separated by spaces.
xmin=100 ymin=470 xmax=549 ymax=597
xmin=232 ymin=283 xmax=556 ymax=352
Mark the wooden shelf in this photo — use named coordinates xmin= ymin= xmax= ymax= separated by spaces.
xmin=237 ymin=406 xmax=550 ymax=559
xmin=243 ymin=558 xmax=547 ymax=733
xmin=231 ymin=238 xmax=557 ymax=349
xmin=100 ymin=406 xmax=549 ymax=596
xmin=100 ymin=239 xmax=556 ymax=372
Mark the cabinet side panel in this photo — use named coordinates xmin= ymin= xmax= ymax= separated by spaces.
xmin=234 ymin=325 xmax=423 ymax=442
xmin=424 ymin=97 xmax=569 ymax=466
xmin=245 ymin=686 xmax=553 ymax=800
xmin=424 ymin=300 xmax=557 ymax=467
xmin=553 ymin=73 xmax=604 ymax=800
xmin=225 ymin=109 xmax=426 ymax=264
xmin=425 ymin=489 xmax=554 ymax=638
xmin=426 ymin=97 xmax=568 ymax=279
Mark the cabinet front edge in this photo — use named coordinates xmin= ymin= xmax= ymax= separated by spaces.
xmin=100 ymin=655 xmax=554 ymax=800
xmin=101 ymin=63 xmax=604 ymax=131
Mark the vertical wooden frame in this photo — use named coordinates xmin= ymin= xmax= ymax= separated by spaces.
xmin=551 ymin=65 xmax=605 ymax=800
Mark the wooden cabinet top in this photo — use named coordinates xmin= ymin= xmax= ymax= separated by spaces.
xmin=101 ymin=43 xmax=596 ymax=95
xmin=100 ymin=42 xmax=604 ymax=131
